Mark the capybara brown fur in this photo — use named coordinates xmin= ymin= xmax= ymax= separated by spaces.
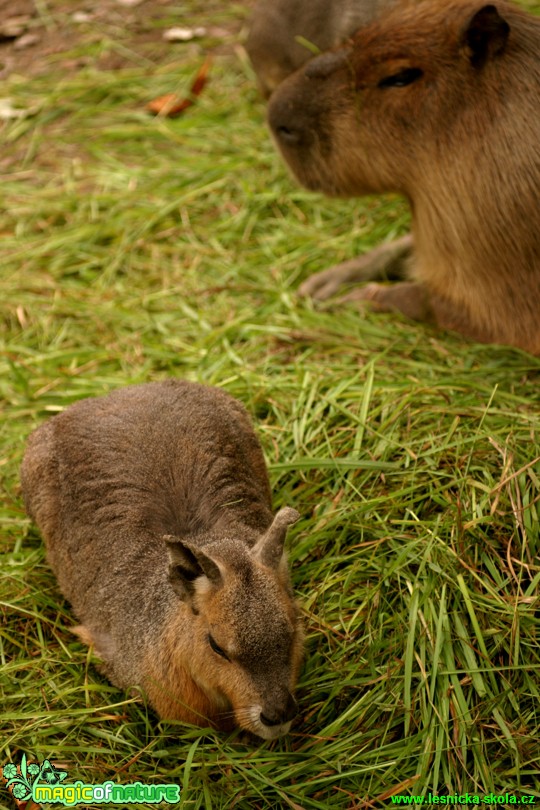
xmin=268 ymin=0 xmax=540 ymax=354
xmin=21 ymin=380 xmax=303 ymax=739
xmin=246 ymin=0 xmax=395 ymax=97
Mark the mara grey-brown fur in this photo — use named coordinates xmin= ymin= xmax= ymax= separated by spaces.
xmin=21 ymin=379 xmax=303 ymax=739
xmin=246 ymin=0 xmax=395 ymax=97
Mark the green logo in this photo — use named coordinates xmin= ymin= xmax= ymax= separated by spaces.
xmin=3 ymin=755 xmax=180 ymax=806
xmin=3 ymin=754 xmax=67 ymax=802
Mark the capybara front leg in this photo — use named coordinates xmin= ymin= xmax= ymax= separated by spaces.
xmin=299 ymin=233 xmax=413 ymax=300
xmin=340 ymin=280 xmax=433 ymax=323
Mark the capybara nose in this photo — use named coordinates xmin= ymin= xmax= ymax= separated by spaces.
xmin=260 ymin=692 xmax=298 ymax=726
xmin=274 ymin=124 xmax=302 ymax=146
xmin=268 ymin=95 xmax=300 ymax=146
xmin=268 ymin=100 xmax=307 ymax=148
xmin=268 ymin=82 xmax=317 ymax=152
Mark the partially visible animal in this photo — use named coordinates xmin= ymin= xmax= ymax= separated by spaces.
xmin=246 ymin=0 xmax=395 ymax=97
xmin=268 ymin=0 xmax=540 ymax=353
xmin=21 ymin=380 xmax=303 ymax=739
xmin=247 ymin=0 xmax=411 ymax=321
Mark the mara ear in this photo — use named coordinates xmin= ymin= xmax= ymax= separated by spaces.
xmin=164 ymin=535 xmax=222 ymax=600
xmin=463 ymin=5 xmax=510 ymax=68
xmin=252 ymin=507 xmax=301 ymax=569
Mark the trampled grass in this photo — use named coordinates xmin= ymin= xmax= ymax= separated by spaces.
xmin=1 ymin=2 xmax=540 ymax=808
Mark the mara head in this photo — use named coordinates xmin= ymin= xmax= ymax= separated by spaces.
xmin=165 ymin=507 xmax=303 ymax=740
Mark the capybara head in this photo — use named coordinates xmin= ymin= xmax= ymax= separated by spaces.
xmin=165 ymin=507 xmax=303 ymax=740
xmin=268 ymin=1 xmax=522 ymax=196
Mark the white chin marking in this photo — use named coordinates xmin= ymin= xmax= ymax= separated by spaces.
xmin=248 ymin=706 xmax=291 ymax=740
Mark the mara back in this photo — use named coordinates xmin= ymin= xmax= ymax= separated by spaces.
xmin=21 ymin=380 xmax=304 ymax=739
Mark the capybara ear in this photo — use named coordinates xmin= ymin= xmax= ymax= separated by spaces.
xmin=463 ymin=4 xmax=510 ymax=67
xmin=304 ymin=49 xmax=350 ymax=81
xmin=164 ymin=535 xmax=222 ymax=599
xmin=252 ymin=507 xmax=300 ymax=569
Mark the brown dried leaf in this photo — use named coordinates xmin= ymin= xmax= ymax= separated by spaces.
xmin=146 ymin=58 xmax=211 ymax=118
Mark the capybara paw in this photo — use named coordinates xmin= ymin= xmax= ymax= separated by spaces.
xmin=298 ymin=268 xmax=351 ymax=300
xmin=339 ymin=283 xmax=384 ymax=305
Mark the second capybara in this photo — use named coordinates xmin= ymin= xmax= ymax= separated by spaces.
xmin=268 ymin=0 xmax=540 ymax=354
xmin=21 ymin=380 xmax=303 ymax=739
xmin=246 ymin=0 xmax=395 ymax=97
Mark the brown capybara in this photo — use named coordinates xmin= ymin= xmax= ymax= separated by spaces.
xmin=268 ymin=0 xmax=540 ymax=354
xmin=246 ymin=0 xmax=394 ymax=97
xmin=21 ymin=380 xmax=303 ymax=739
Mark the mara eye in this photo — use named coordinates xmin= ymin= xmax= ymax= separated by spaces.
xmin=208 ymin=634 xmax=229 ymax=661
xmin=378 ymin=68 xmax=424 ymax=88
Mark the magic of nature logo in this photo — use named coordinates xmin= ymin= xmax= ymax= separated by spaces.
xmin=2 ymin=754 xmax=180 ymax=806
xmin=3 ymin=755 xmax=67 ymax=803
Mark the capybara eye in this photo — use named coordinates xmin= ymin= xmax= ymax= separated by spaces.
xmin=208 ymin=634 xmax=230 ymax=661
xmin=378 ymin=67 xmax=424 ymax=88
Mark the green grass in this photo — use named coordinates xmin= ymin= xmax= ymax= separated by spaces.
xmin=1 ymin=2 xmax=540 ymax=807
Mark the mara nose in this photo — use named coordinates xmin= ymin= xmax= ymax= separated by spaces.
xmin=260 ymin=693 xmax=298 ymax=727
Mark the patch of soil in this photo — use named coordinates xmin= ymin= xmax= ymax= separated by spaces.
xmin=0 ymin=0 xmax=249 ymax=79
